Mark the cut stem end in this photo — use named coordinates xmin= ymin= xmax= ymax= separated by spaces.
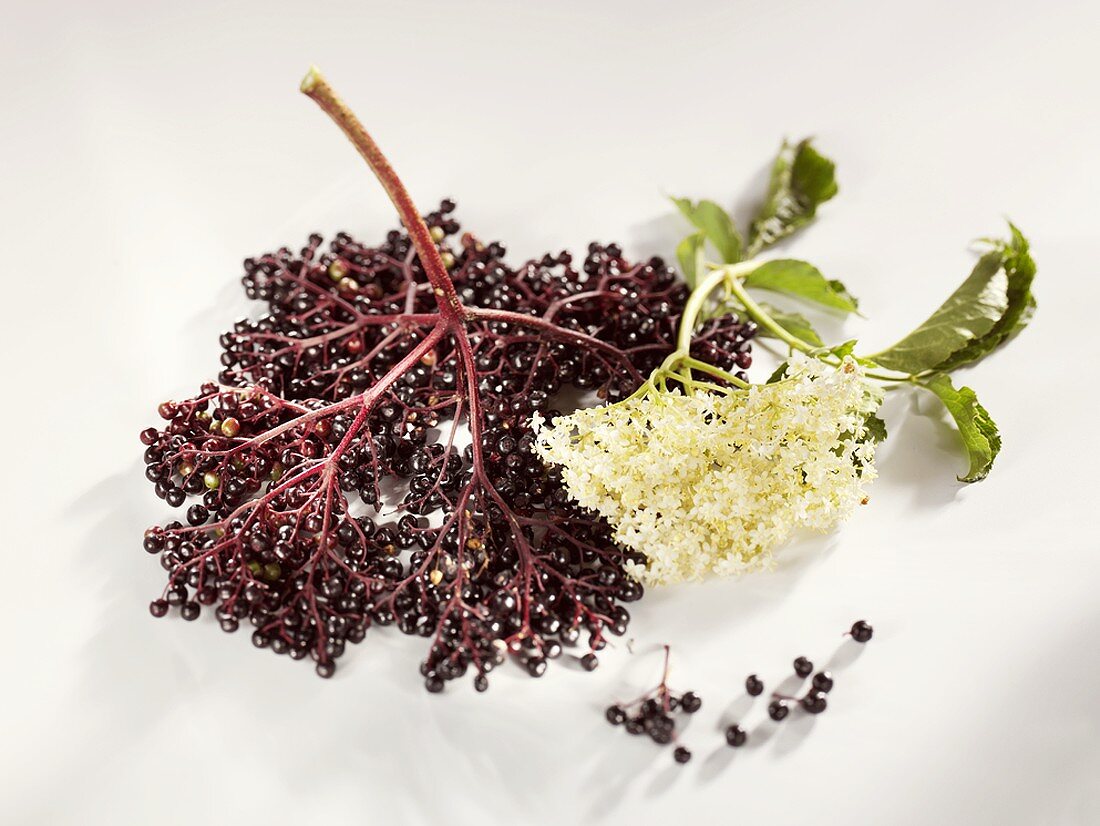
xmin=300 ymin=65 xmax=323 ymax=94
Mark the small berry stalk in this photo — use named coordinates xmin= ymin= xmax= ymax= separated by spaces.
xmin=605 ymin=646 xmax=701 ymax=764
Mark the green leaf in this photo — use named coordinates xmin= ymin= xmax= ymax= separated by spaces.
xmin=743 ymin=259 xmax=859 ymax=313
xmin=754 ymin=302 xmax=825 ymax=348
xmin=825 ymin=339 xmax=858 ymax=359
xmin=676 ymin=232 xmax=706 ymax=288
xmin=827 ymin=279 xmax=860 ymax=311
xmin=933 ymin=224 xmax=1037 ymax=371
xmin=747 ymin=138 xmax=838 ymax=256
xmin=862 ymin=413 xmax=888 ymax=444
xmin=671 ymin=197 xmax=743 ymax=263
xmin=767 ymin=361 xmax=790 ymax=383
xmin=918 ymin=373 xmax=1002 ymax=482
xmin=868 ymin=251 xmax=1010 ymax=374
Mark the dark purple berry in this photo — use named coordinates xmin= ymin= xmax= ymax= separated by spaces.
xmin=851 ymin=620 xmax=873 ymax=642
xmin=673 ymin=746 xmax=692 ymax=764
xmin=745 ymin=674 xmax=764 ymax=696
xmin=725 ymin=724 xmax=747 ymax=747
xmin=801 ymin=690 xmax=828 ymax=714
xmin=651 ymin=728 xmax=672 ymax=745
xmin=812 ymin=671 xmax=834 ymax=693
xmin=768 ymin=700 xmax=789 ymax=721
xmin=794 ymin=656 xmax=813 ymax=678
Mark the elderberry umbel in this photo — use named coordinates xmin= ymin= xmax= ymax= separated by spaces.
xmin=139 ymin=69 xmax=757 ymax=689
xmin=604 ymin=646 xmax=701 ymax=764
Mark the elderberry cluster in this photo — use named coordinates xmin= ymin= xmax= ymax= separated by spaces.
xmin=140 ymin=202 xmax=756 ymax=689
xmin=604 ymin=647 xmax=702 ymax=764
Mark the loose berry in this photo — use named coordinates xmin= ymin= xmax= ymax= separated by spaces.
xmin=725 ymin=724 xmax=747 ymax=747
xmin=768 ymin=700 xmax=790 ymax=721
xmin=673 ymin=746 xmax=692 ymax=764
xmin=794 ymin=656 xmax=813 ymax=677
xmin=812 ymin=671 xmax=834 ymax=693
xmin=745 ymin=674 xmax=764 ymax=696
xmin=851 ymin=620 xmax=874 ymax=642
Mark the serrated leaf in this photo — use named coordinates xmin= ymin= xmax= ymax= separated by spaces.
xmin=747 ymin=138 xmax=838 ymax=256
xmin=676 ymin=232 xmax=706 ymax=289
xmin=918 ymin=373 xmax=1001 ymax=482
xmin=868 ymin=251 xmax=1010 ymax=374
xmin=671 ymin=197 xmax=743 ymax=263
xmin=743 ymin=259 xmax=859 ymax=313
xmin=754 ymin=302 xmax=824 ymax=348
xmin=933 ymin=224 xmax=1037 ymax=371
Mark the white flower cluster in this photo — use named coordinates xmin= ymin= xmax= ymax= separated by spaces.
xmin=532 ymin=355 xmax=880 ymax=585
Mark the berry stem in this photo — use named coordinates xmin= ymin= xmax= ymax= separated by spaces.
xmin=465 ymin=306 xmax=645 ymax=384
xmin=300 ymin=66 xmax=464 ymax=321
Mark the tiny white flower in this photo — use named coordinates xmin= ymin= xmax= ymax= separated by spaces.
xmin=533 ymin=357 xmax=878 ymax=585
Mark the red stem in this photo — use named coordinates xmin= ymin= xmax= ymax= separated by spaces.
xmin=465 ymin=306 xmax=645 ymax=384
xmin=300 ymin=67 xmax=463 ymax=321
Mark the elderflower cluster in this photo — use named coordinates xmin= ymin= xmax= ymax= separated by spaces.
xmin=532 ymin=355 xmax=880 ymax=585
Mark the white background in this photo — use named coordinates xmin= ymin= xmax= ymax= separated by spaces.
xmin=2 ymin=1 xmax=1099 ymax=824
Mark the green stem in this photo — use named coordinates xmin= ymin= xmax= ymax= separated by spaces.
xmin=646 ymin=257 xmax=915 ymax=402
xmin=668 ymin=261 xmax=760 ymax=392
xmin=716 ymin=264 xmax=914 ymax=384
xmin=680 ymin=357 xmax=750 ymax=389
xmin=675 ymin=262 xmax=759 ymax=354
xmin=720 ymin=268 xmax=816 ymax=354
